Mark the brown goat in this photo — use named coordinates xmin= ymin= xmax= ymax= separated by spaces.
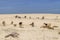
xmin=30 ymin=22 xmax=34 ymax=27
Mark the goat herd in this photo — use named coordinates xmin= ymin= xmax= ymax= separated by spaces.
xmin=1 ymin=15 xmax=59 ymax=39
xmin=1 ymin=15 xmax=58 ymax=29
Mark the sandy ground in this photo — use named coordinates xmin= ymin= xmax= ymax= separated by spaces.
xmin=0 ymin=14 xmax=60 ymax=40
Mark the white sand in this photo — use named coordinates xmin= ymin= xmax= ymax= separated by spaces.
xmin=0 ymin=14 xmax=60 ymax=40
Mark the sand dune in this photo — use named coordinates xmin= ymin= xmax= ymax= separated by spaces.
xmin=0 ymin=14 xmax=60 ymax=40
